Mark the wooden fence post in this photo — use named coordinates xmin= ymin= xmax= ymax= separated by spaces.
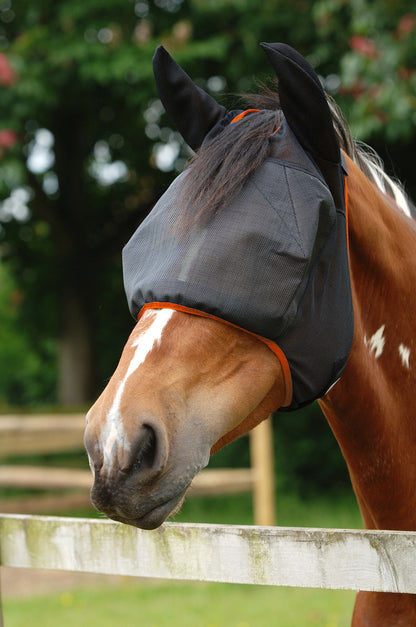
xmin=249 ymin=415 xmax=276 ymax=526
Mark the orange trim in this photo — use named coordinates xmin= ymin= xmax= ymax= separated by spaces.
xmin=230 ymin=109 xmax=280 ymax=135
xmin=138 ymin=302 xmax=293 ymax=408
xmin=230 ymin=109 xmax=260 ymax=124
xmin=344 ymin=174 xmax=349 ymax=251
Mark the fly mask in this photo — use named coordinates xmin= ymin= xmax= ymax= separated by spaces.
xmin=122 ymin=43 xmax=353 ymax=411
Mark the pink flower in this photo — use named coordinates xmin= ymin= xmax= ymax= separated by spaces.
xmin=349 ymin=35 xmax=379 ymax=59
xmin=0 ymin=53 xmax=17 ymax=86
xmin=397 ymin=14 xmax=415 ymax=37
xmin=0 ymin=129 xmax=18 ymax=148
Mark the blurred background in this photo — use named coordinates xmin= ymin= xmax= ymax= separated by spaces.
xmin=0 ymin=0 xmax=415 ymax=496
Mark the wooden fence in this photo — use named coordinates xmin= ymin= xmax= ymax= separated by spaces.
xmin=0 ymin=414 xmax=275 ymax=525
xmin=1 ymin=513 xmax=416 ymax=625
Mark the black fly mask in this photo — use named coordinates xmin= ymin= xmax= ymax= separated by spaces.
xmin=123 ymin=43 xmax=353 ymax=410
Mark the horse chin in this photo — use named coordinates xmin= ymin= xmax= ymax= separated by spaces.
xmin=106 ymin=493 xmax=186 ymax=530
xmin=89 ymin=459 xmax=204 ymax=530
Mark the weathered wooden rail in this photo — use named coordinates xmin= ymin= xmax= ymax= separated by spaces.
xmin=0 ymin=414 xmax=86 ymax=456
xmin=0 ymin=414 xmax=275 ymax=524
xmin=1 ymin=514 xmax=416 ymax=593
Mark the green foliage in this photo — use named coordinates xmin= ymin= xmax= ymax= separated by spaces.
xmin=310 ymin=0 xmax=416 ymax=144
xmin=0 ymin=261 xmax=57 ymax=406
xmin=209 ymin=405 xmax=352 ymax=497
xmin=274 ymin=404 xmax=353 ymax=496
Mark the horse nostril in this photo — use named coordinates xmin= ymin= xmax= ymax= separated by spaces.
xmin=132 ymin=425 xmax=157 ymax=472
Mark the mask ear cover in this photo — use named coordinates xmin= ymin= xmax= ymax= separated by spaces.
xmin=152 ymin=45 xmax=228 ymax=151
xmin=260 ymin=42 xmax=339 ymax=163
xmin=260 ymin=42 xmax=346 ymax=209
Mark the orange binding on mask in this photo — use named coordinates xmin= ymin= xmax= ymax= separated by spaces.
xmin=230 ymin=109 xmax=260 ymax=124
xmin=230 ymin=108 xmax=280 ymax=135
xmin=138 ymin=301 xmax=293 ymax=408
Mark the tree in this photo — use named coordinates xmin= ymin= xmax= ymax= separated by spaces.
xmin=313 ymin=0 xmax=416 ymax=196
xmin=1 ymin=0 xmax=415 ymax=405
xmin=0 ymin=0 xmax=179 ymax=403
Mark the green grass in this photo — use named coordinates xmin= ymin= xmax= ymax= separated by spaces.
xmin=173 ymin=490 xmax=362 ymax=529
xmin=3 ymin=581 xmax=356 ymax=627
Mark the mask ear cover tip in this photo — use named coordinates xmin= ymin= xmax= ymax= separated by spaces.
xmin=152 ymin=45 xmax=227 ymax=150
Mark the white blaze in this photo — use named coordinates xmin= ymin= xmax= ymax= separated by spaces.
xmin=101 ymin=308 xmax=174 ymax=470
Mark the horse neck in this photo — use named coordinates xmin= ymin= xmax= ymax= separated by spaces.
xmin=319 ymin=155 xmax=416 ymax=530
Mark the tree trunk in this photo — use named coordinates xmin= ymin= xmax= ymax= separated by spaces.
xmin=58 ymin=284 xmax=96 ymax=406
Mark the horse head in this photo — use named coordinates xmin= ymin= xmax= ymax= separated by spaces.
xmin=84 ymin=42 xmax=352 ymax=529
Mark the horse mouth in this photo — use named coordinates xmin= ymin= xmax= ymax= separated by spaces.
xmin=90 ymin=459 xmax=207 ymax=530
xmin=105 ymin=492 xmax=187 ymax=530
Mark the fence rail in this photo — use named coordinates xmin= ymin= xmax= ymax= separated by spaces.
xmin=0 ymin=414 xmax=86 ymax=455
xmin=1 ymin=514 xmax=416 ymax=594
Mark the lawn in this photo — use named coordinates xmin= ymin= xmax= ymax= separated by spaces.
xmin=3 ymin=581 xmax=356 ymax=627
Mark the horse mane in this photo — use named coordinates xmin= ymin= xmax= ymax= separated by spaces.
xmin=326 ymin=97 xmax=414 ymax=218
xmin=177 ymin=84 xmax=413 ymax=228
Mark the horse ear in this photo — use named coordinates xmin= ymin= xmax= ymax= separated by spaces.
xmin=260 ymin=42 xmax=340 ymax=164
xmin=153 ymin=46 xmax=227 ymax=151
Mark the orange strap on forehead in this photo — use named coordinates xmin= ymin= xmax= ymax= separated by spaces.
xmin=230 ymin=109 xmax=260 ymax=124
xmin=230 ymin=108 xmax=280 ymax=135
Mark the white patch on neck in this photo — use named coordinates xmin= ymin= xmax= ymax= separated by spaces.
xmin=364 ymin=324 xmax=385 ymax=359
xmin=102 ymin=308 xmax=174 ymax=471
xmin=399 ymin=344 xmax=411 ymax=369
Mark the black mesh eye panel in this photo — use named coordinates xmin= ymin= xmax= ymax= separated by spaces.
xmin=123 ymin=158 xmax=334 ymax=340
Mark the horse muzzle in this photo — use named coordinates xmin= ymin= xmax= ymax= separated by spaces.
xmin=84 ymin=413 xmax=209 ymax=529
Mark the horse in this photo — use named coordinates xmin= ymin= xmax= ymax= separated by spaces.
xmin=84 ymin=42 xmax=416 ymax=626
